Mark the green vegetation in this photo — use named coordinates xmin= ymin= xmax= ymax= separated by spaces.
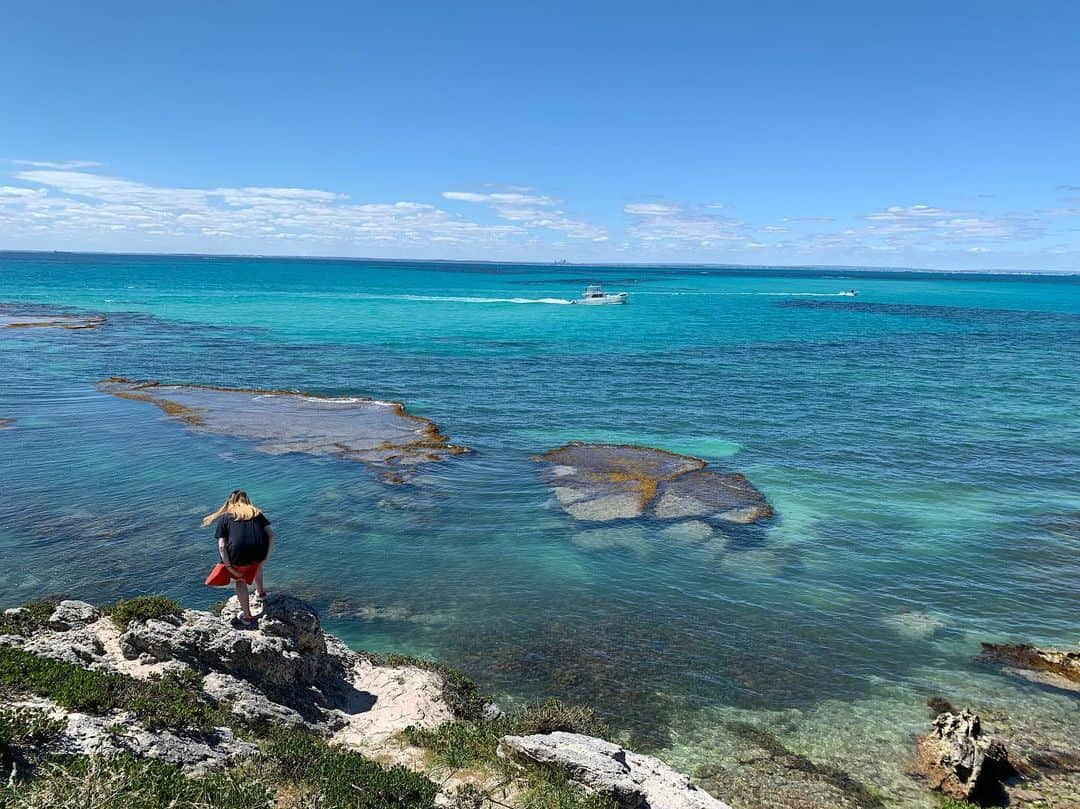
xmin=0 ymin=600 xmax=58 ymax=637
xmin=940 ymin=800 xmax=982 ymax=809
xmin=403 ymin=697 xmax=609 ymax=771
xmin=103 ymin=596 xmax=183 ymax=630
xmin=264 ymin=728 xmax=438 ymax=808
xmin=0 ymin=730 xmax=439 ymax=809
xmin=515 ymin=773 xmax=618 ymax=809
xmin=0 ymin=646 xmax=222 ymax=732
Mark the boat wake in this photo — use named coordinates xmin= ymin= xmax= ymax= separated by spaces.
xmin=397 ymin=295 xmax=572 ymax=305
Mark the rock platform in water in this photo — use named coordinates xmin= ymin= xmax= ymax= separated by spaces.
xmin=97 ymin=377 xmax=469 ymax=482
xmin=0 ymin=304 xmax=105 ymax=330
xmin=534 ymin=442 xmax=774 ymax=525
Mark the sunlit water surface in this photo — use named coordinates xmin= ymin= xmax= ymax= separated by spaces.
xmin=1 ymin=253 xmax=1077 ymax=805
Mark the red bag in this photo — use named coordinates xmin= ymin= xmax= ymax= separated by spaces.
xmin=204 ymin=564 xmax=232 ymax=586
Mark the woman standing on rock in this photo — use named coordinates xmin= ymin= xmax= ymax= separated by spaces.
xmin=202 ymin=490 xmax=272 ymax=628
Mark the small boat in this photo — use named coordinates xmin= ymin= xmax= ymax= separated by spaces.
xmin=571 ymin=285 xmax=628 ymax=305
xmin=838 ymin=289 xmax=858 ymax=297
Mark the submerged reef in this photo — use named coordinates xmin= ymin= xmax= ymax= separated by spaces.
xmin=96 ymin=378 xmax=469 ymax=482
xmin=534 ymin=442 xmax=774 ymax=525
xmin=0 ymin=304 xmax=105 ymax=330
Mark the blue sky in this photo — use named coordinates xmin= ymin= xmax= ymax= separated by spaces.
xmin=2 ymin=1 xmax=1079 ymax=270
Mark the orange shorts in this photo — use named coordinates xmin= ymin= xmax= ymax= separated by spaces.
xmin=204 ymin=562 xmax=262 ymax=586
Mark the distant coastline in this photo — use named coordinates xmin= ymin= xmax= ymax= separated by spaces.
xmin=2 ymin=248 xmax=1079 ymax=277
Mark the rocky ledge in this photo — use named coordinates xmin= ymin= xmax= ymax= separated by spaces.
xmin=534 ymin=443 xmax=773 ymax=525
xmin=0 ymin=595 xmax=727 ymax=808
xmin=97 ymin=378 xmax=470 ymax=482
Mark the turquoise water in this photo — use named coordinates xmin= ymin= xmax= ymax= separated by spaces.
xmin=1 ymin=253 xmax=1077 ymax=803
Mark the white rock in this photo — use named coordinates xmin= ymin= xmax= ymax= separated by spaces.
xmin=499 ymin=731 xmax=732 ymax=809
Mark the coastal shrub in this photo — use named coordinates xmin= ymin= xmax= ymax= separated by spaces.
xmin=0 ymin=754 xmax=275 ymax=809
xmin=384 ymin=654 xmax=487 ymax=721
xmin=0 ymin=646 xmax=222 ymax=732
xmin=0 ymin=600 xmax=59 ymax=637
xmin=264 ymin=727 xmax=438 ymax=808
xmin=940 ymin=801 xmax=982 ymax=809
xmin=0 ymin=706 xmax=65 ymax=780
xmin=512 ymin=698 xmax=609 ymax=738
xmin=210 ymin=599 xmax=228 ymax=617
xmin=516 ymin=772 xmax=619 ymax=809
xmin=104 ymin=595 xmax=183 ymax=629
xmin=403 ymin=719 xmax=504 ymax=769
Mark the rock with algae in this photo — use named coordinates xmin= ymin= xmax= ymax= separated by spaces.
xmin=911 ymin=710 xmax=1014 ymax=804
xmin=535 ymin=442 xmax=773 ymax=525
xmin=979 ymin=642 xmax=1080 ymax=694
xmin=97 ymin=377 xmax=469 ymax=481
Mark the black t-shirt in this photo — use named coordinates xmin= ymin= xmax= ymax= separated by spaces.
xmin=215 ymin=513 xmax=271 ymax=566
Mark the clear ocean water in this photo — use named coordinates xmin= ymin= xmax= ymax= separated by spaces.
xmin=1 ymin=252 xmax=1077 ymax=803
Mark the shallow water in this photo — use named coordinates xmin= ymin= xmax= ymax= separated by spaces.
xmin=1 ymin=253 xmax=1077 ymax=804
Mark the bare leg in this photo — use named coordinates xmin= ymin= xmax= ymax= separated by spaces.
xmin=255 ymin=568 xmax=266 ymax=598
xmin=234 ymin=579 xmax=253 ymax=620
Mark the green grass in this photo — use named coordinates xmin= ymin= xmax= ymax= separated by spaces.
xmin=0 ymin=754 xmax=275 ymax=809
xmin=1 ymin=729 xmax=440 ymax=809
xmin=0 ymin=646 xmax=223 ymax=732
xmin=516 ymin=773 xmax=619 ymax=809
xmin=264 ymin=728 xmax=439 ymax=807
xmin=403 ymin=697 xmax=609 ymax=771
xmin=103 ymin=596 xmax=183 ymax=630
xmin=0 ymin=600 xmax=59 ymax=637
xmin=940 ymin=800 xmax=982 ymax=809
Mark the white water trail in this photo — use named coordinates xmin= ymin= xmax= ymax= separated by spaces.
xmin=396 ymin=295 xmax=573 ymax=305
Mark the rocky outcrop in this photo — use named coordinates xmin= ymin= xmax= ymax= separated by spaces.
xmin=534 ymin=443 xmax=773 ymax=527
xmin=0 ymin=595 xmax=456 ymax=775
xmin=911 ymin=710 xmax=1014 ymax=803
xmin=980 ymin=643 xmax=1080 ymax=694
xmin=500 ymin=731 xmax=732 ymax=809
xmin=96 ymin=378 xmax=469 ymax=482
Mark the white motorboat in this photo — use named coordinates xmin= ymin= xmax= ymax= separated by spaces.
xmin=838 ymin=289 xmax=858 ymax=297
xmin=571 ymin=285 xmax=628 ymax=305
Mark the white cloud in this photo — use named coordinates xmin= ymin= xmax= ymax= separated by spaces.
xmin=0 ymin=168 xmax=534 ymax=247
xmin=624 ymin=201 xmax=745 ymax=246
xmin=442 ymin=188 xmax=606 ymax=241
xmin=623 ymin=203 xmax=680 ymax=216
xmin=10 ymin=159 xmax=103 ymax=170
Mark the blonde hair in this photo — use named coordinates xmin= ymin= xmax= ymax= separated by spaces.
xmin=202 ymin=489 xmax=262 ymax=527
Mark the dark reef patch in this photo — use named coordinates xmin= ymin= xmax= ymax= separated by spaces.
xmin=776 ymin=298 xmax=1080 ymax=325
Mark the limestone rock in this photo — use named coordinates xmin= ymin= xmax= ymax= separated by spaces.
xmin=59 ymin=710 xmax=257 ymax=775
xmin=20 ymin=627 xmax=106 ymax=666
xmin=119 ymin=595 xmax=351 ymax=710
xmin=47 ymin=600 xmax=101 ymax=631
xmin=201 ymin=672 xmax=306 ymax=729
xmin=912 ymin=710 xmax=1014 ymax=803
xmin=499 ymin=731 xmax=732 ymax=809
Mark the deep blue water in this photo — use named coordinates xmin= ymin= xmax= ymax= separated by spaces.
xmin=1 ymin=252 xmax=1077 ymax=801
